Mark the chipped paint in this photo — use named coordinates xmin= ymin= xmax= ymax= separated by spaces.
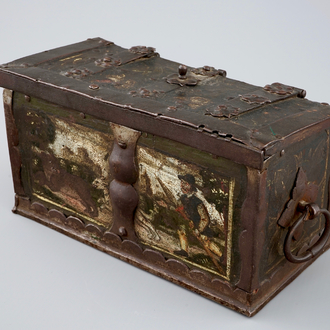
xmin=48 ymin=118 xmax=110 ymax=179
xmin=3 ymin=89 xmax=13 ymax=106
xmin=23 ymin=110 xmax=113 ymax=227
xmin=111 ymin=123 xmax=141 ymax=146
xmin=189 ymin=97 xmax=210 ymax=109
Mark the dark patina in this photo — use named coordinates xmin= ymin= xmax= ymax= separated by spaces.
xmin=1 ymin=37 xmax=330 ymax=317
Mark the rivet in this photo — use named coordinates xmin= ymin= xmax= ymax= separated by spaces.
xmin=25 ymin=95 xmax=31 ymax=102
xmin=280 ymin=149 xmax=285 ymax=157
xmin=89 ymin=84 xmax=99 ymax=90
xmin=321 ymin=102 xmax=329 ymax=106
xmin=119 ymin=226 xmax=127 ymax=236
xmin=298 ymin=89 xmax=306 ymax=98
xmin=118 ymin=141 xmax=127 ymax=149
xmin=79 ymin=112 xmax=85 ymax=119
xmin=167 ymin=106 xmax=177 ymax=112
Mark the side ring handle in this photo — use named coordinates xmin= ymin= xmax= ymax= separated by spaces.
xmin=284 ymin=204 xmax=330 ymax=263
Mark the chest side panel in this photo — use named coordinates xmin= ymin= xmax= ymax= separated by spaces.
xmin=13 ymin=92 xmax=114 ymax=228
xmin=262 ymin=129 xmax=330 ymax=281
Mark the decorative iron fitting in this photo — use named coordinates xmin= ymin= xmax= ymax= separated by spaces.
xmin=240 ymin=94 xmax=271 ymax=105
xmin=297 ymin=89 xmax=307 ymax=98
xmin=97 ymin=39 xmax=114 ymax=46
xmin=264 ymin=82 xmax=306 ymax=98
xmin=129 ymin=88 xmax=165 ymax=98
xmin=191 ymin=65 xmax=227 ymax=77
xmin=63 ymin=68 xmax=92 ymax=78
xmin=109 ymin=124 xmax=141 ymax=241
xmin=205 ymin=105 xmax=240 ymax=118
xmin=284 ymin=201 xmax=330 ymax=264
xmin=166 ymin=65 xmax=198 ymax=87
xmin=88 ymin=84 xmax=99 ymax=90
xmin=95 ymin=56 xmax=121 ymax=67
xmin=129 ymin=45 xmax=156 ymax=55
xmin=263 ymin=82 xmax=294 ymax=96
xmin=278 ymin=168 xmax=318 ymax=230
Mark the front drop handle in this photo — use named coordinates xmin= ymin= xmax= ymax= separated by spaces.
xmin=284 ymin=203 xmax=330 ymax=263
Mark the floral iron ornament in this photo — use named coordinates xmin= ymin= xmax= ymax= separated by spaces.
xmin=278 ymin=168 xmax=318 ymax=230
xmin=240 ymin=94 xmax=271 ymax=105
xmin=191 ymin=65 xmax=226 ymax=77
xmin=205 ymin=105 xmax=240 ymax=118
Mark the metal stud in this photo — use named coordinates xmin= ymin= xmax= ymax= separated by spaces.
xmin=89 ymin=84 xmax=99 ymax=90
xmin=119 ymin=226 xmax=127 ymax=236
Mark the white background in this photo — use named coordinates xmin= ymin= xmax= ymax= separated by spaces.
xmin=0 ymin=1 xmax=330 ymax=329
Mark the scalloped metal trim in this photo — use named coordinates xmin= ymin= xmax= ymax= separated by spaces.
xmin=12 ymin=195 xmax=330 ymax=316
xmin=12 ymin=195 xmax=264 ymax=316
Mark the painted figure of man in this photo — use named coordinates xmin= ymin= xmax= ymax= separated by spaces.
xmin=174 ymin=174 xmax=223 ymax=268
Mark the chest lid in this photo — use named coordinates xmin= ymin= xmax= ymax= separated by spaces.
xmin=1 ymin=37 xmax=330 ymax=170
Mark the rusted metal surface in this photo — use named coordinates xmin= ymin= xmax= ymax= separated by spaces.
xmin=237 ymin=168 xmax=267 ymax=292
xmin=12 ymin=193 xmax=330 ymax=317
xmin=109 ymin=123 xmax=141 ymax=241
xmin=191 ymin=65 xmax=226 ymax=77
xmin=88 ymin=84 xmax=99 ymax=90
xmin=278 ymin=168 xmax=318 ymax=229
xmin=284 ymin=203 xmax=330 ymax=263
xmin=261 ymin=129 xmax=330 ymax=282
xmin=2 ymin=38 xmax=330 ymax=317
xmin=1 ymin=38 xmax=326 ymax=168
xmin=129 ymin=45 xmax=156 ymax=55
xmin=263 ymin=82 xmax=295 ymax=96
xmin=129 ymin=88 xmax=165 ymax=98
xmin=3 ymin=89 xmax=25 ymax=196
xmin=12 ymin=194 xmax=255 ymax=315
xmin=205 ymin=105 xmax=240 ymax=118
xmin=94 ymin=45 xmax=158 ymax=68
xmin=240 ymin=94 xmax=271 ymax=105
xmin=166 ymin=65 xmax=198 ymax=87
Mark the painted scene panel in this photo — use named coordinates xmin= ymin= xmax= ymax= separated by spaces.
xmin=19 ymin=108 xmax=113 ymax=227
xmin=135 ymin=146 xmax=234 ymax=278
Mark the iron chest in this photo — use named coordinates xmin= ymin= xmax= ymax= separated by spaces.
xmin=1 ymin=38 xmax=330 ymax=316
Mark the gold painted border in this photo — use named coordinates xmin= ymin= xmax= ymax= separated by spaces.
xmin=226 ymin=178 xmax=235 ymax=279
xmin=33 ymin=193 xmax=107 ymax=227
xmin=139 ymin=177 xmax=235 ymax=281
xmin=34 ymin=176 xmax=235 ymax=281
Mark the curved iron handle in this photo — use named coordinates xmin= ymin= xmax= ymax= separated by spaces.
xmin=284 ymin=203 xmax=330 ymax=263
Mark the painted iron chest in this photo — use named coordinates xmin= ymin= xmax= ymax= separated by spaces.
xmin=1 ymin=38 xmax=330 ymax=316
